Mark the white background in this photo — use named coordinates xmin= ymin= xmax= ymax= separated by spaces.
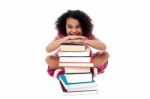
xmin=0 ymin=0 xmax=150 ymax=98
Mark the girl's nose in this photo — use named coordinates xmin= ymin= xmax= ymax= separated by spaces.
xmin=72 ymin=28 xmax=77 ymax=33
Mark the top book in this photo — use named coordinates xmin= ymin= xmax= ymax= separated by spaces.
xmin=60 ymin=42 xmax=86 ymax=52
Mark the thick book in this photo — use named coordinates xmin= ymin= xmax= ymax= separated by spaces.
xmin=59 ymin=62 xmax=94 ymax=67
xmin=59 ymin=56 xmax=91 ymax=62
xmin=60 ymin=42 xmax=86 ymax=51
xmin=64 ymin=73 xmax=93 ymax=83
xmin=59 ymin=74 xmax=97 ymax=90
xmin=59 ymin=81 xmax=98 ymax=95
xmin=64 ymin=67 xmax=91 ymax=73
xmin=58 ymin=47 xmax=91 ymax=57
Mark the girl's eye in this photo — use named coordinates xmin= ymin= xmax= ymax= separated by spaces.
xmin=67 ymin=26 xmax=72 ymax=28
xmin=76 ymin=25 xmax=81 ymax=28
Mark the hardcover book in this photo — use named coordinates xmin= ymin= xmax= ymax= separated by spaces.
xmin=58 ymin=47 xmax=91 ymax=56
xmin=64 ymin=67 xmax=91 ymax=73
xmin=59 ymin=56 xmax=91 ymax=62
xmin=60 ymin=42 xmax=86 ymax=51
xmin=64 ymin=73 xmax=93 ymax=83
xmin=59 ymin=74 xmax=97 ymax=89
xmin=59 ymin=81 xmax=98 ymax=95
xmin=59 ymin=62 xmax=94 ymax=67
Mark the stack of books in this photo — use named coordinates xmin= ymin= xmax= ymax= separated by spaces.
xmin=58 ymin=42 xmax=98 ymax=95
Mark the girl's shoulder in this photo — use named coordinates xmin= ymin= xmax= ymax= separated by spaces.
xmin=88 ymin=34 xmax=96 ymax=40
xmin=54 ymin=34 xmax=64 ymax=40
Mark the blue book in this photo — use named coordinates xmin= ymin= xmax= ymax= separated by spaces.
xmin=59 ymin=74 xmax=97 ymax=90
xmin=64 ymin=73 xmax=93 ymax=83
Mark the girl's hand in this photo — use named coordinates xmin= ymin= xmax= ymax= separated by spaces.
xmin=67 ymin=39 xmax=85 ymax=43
xmin=63 ymin=35 xmax=88 ymax=43
xmin=65 ymin=35 xmax=88 ymax=40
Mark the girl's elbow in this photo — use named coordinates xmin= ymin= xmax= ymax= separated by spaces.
xmin=46 ymin=47 xmax=50 ymax=53
xmin=46 ymin=47 xmax=55 ymax=53
xmin=102 ymin=45 xmax=107 ymax=50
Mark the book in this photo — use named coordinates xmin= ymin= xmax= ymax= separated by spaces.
xmin=60 ymin=42 xmax=86 ymax=51
xmin=64 ymin=73 xmax=93 ymax=83
xmin=59 ymin=56 xmax=91 ymax=62
xmin=59 ymin=62 xmax=94 ymax=67
xmin=58 ymin=47 xmax=91 ymax=57
xmin=62 ymin=89 xmax=98 ymax=95
xmin=59 ymin=81 xmax=98 ymax=95
xmin=64 ymin=67 xmax=91 ymax=73
xmin=59 ymin=74 xmax=97 ymax=89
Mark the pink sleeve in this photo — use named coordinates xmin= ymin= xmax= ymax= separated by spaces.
xmin=54 ymin=36 xmax=60 ymax=40
xmin=47 ymin=67 xmax=64 ymax=78
xmin=54 ymin=34 xmax=64 ymax=40
xmin=47 ymin=67 xmax=56 ymax=77
xmin=88 ymin=34 xmax=95 ymax=40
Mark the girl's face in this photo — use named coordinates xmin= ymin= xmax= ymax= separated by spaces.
xmin=66 ymin=17 xmax=83 ymax=36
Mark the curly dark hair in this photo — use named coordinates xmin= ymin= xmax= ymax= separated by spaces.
xmin=55 ymin=10 xmax=93 ymax=38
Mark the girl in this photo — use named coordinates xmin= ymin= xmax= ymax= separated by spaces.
xmin=45 ymin=10 xmax=109 ymax=78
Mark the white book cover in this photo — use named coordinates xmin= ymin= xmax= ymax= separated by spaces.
xmin=58 ymin=47 xmax=91 ymax=57
xmin=59 ymin=80 xmax=97 ymax=92
xmin=65 ymin=73 xmax=92 ymax=83
xmin=59 ymin=62 xmax=94 ymax=67
xmin=67 ymin=86 xmax=97 ymax=91
xmin=63 ymin=90 xmax=98 ymax=95
xmin=59 ymin=79 xmax=98 ymax=95
xmin=60 ymin=42 xmax=85 ymax=51
xmin=64 ymin=67 xmax=91 ymax=73
xmin=59 ymin=56 xmax=91 ymax=62
xmin=59 ymin=74 xmax=97 ymax=89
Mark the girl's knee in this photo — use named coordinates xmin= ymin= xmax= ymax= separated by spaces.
xmin=46 ymin=55 xmax=58 ymax=61
xmin=102 ymin=51 xmax=109 ymax=59
xmin=45 ymin=55 xmax=59 ymax=65
xmin=95 ymin=51 xmax=109 ymax=59
xmin=93 ymin=51 xmax=109 ymax=66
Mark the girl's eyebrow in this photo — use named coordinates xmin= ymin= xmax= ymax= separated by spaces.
xmin=76 ymin=24 xmax=81 ymax=27
xmin=66 ymin=24 xmax=72 ymax=26
xmin=66 ymin=24 xmax=80 ymax=26
xmin=66 ymin=24 xmax=73 ymax=27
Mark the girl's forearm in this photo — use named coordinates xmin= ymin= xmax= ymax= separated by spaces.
xmin=46 ymin=41 xmax=60 ymax=52
xmin=46 ymin=37 xmax=68 ymax=52
xmin=84 ymin=40 xmax=106 ymax=50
